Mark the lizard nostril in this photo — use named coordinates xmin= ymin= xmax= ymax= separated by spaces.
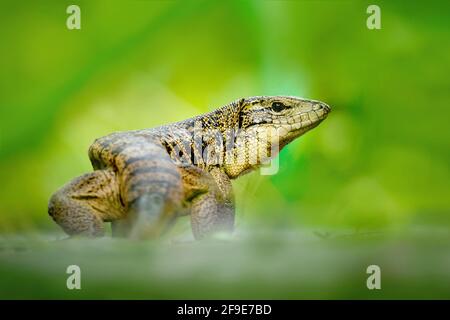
xmin=320 ymin=103 xmax=331 ymax=112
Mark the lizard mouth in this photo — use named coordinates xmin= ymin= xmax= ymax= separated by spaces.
xmin=277 ymin=105 xmax=330 ymax=143
xmin=288 ymin=106 xmax=330 ymax=131
xmin=245 ymin=102 xmax=331 ymax=132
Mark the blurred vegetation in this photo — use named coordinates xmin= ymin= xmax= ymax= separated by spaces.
xmin=0 ymin=0 xmax=449 ymax=299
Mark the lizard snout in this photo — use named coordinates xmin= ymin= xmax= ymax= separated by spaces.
xmin=318 ymin=102 xmax=331 ymax=113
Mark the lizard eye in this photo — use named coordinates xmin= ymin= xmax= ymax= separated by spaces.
xmin=271 ymin=102 xmax=288 ymax=113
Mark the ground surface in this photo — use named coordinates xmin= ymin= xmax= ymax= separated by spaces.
xmin=0 ymin=227 xmax=449 ymax=299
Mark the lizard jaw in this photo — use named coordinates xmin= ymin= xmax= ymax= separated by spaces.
xmin=272 ymin=104 xmax=331 ymax=149
xmin=277 ymin=104 xmax=330 ymax=137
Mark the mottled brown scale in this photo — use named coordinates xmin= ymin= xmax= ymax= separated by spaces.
xmin=48 ymin=96 xmax=330 ymax=239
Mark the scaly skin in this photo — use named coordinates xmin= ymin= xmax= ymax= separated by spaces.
xmin=48 ymin=96 xmax=331 ymax=239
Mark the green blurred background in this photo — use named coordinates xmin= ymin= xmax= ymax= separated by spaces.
xmin=0 ymin=0 xmax=449 ymax=299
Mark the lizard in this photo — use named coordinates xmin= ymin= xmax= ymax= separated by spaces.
xmin=48 ymin=96 xmax=331 ymax=240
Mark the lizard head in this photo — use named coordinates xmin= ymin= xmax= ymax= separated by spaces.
xmin=237 ymin=95 xmax=331 ymax=149
xmin=221 ymin=96 xmax=331 ymax=178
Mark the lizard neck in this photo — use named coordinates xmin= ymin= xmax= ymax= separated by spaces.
xmin=193 ymin=100 xmax=269 ymax=179
xmin=194 ymin=99 xmax=241 ymax=132
xmin=163 ymin=99 xmax=273 ymax=179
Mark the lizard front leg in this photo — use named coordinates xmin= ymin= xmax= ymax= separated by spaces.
xmin=182 ymin=167 xmax=235 ymax=240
